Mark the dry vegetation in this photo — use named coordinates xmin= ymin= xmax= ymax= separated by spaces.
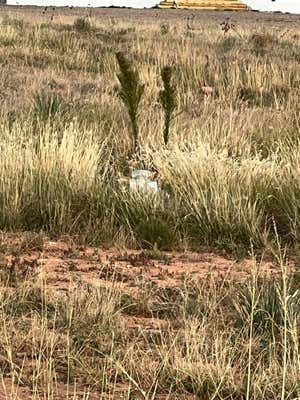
xmin=0 ymin=6 xmax=299 ymax=399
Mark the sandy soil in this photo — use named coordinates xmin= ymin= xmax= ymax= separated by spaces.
xmin=0 ymin=235 xmax=293 ymax=399
xmin=0 ymin=235 xmax=285 ymax=294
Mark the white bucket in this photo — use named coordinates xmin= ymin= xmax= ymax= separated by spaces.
xmin=131 ymin=169 xmax=153 ymax=179
xmin=129 ymin=169 xmax=158 ymax=194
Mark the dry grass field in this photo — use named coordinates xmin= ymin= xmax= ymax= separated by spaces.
xmin=0 ymin=5 xmax=299 ymax=399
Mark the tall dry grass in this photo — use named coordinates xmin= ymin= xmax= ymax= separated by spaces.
xmin=0 ymin=10 xmax=299 ymax=252
xmin=0 ymin=8 xmax=299 ymax=398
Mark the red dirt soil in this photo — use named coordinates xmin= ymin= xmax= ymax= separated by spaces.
xmin=1 ymin=236 xmax=285 ymax=293
xmin=0 ymin=235 xmax=292 ymax=400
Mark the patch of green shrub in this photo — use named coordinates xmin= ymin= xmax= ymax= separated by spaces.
xmin=249 ymin=33 xmax=277 ymax=57
xmin=238 ymin=86 xmax=290 ymax=107
xmin=32 ymin=90 xmax=70 ymax=122
xmin=160 ymin=23 xmax=170 ymax=35
xmin=218 ymin=36 xmax=238 ymax=53
xmin=135 ymin=217 xmax=176 ymax=250
xmin=2 ymin=15 xmax=25 ymax=30
xmin=232 ymin=278 xmax=300 ymax=337
xmin=73 ymin=17 xmax=91 ymax=32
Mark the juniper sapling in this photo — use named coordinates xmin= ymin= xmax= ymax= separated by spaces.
xmin=116 ymin=52 xmax=144 ymax=154
xmin=159 ymin=66 xmax=177 ymax=146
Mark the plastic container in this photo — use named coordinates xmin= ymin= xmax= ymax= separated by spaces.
xmin=131 ymin=169 xmax=153 ymax=179
xmin=129 ymin=169 xmax=158 ymax=194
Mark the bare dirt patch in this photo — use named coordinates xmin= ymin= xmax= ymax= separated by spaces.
xmin=0 ymin=235 xmax=283 ymax=294
xmin=0 ymin=234 xmax=297 ymax=400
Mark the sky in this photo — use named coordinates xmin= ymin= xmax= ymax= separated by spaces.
xmin=8 ymin=0 xmax=300 ymax=14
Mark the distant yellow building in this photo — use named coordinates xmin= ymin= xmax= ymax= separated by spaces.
xmin=158 ymin=0 xmax=247 ymax=10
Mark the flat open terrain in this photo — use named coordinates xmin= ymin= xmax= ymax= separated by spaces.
xmin=0 ymin=232 xmax=296 ymax=399
xmin=0 ymin=5 xmax=299 ymax=399
xmin=1 ymin=5 xmax=300 ymax=22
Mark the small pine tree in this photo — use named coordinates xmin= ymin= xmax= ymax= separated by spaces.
xmin=159 ymin=66 xmax=177 ymax=146
xmin=116 ymin=52 xmax=144 ymax=154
